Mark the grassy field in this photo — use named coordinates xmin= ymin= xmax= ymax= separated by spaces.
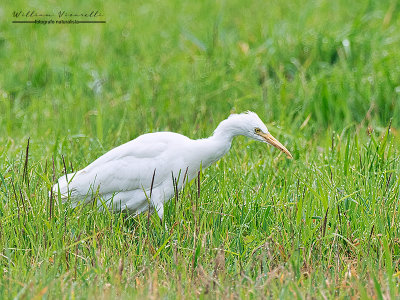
xmin=1 ymin=0 xmax=400 ymax=298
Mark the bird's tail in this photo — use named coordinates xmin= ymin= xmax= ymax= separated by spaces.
xmin=51 ymin=173 xmax=77 ymax=203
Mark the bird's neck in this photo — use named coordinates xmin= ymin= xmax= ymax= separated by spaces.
xmin=212 ymin=117 xmax=244 ymax=141
xmin=191 ymin=135 xmax=230 ymax=171
xmin=191 ymin=118 xmax=244 ymax=169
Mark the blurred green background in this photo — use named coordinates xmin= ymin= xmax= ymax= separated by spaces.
xmin=1 ymin=0 xmax=399 ymax=150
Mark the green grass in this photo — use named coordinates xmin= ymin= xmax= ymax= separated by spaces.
xmin=1 ymin=0 xmax=400 ymax=298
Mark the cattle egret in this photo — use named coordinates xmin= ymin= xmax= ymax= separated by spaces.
xmin=53 ymin=112 xmax=292 ymax=219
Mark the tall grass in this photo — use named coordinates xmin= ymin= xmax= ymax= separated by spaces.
xmin=0 ymin=0 xmax=399 ymax=298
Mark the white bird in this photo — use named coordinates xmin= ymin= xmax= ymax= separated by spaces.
xmin=53 ymin=112 xmax=292 ymax=219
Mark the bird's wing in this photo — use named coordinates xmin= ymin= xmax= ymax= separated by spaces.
xmin=64 ymin=134 xmax=186 ymax=197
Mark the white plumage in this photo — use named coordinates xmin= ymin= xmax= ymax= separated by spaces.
xmin=53 ymin=112 xmax=292 ymax=219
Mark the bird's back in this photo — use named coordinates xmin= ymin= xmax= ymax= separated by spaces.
xmin=53 ymin=131 xmax=192 ymax=203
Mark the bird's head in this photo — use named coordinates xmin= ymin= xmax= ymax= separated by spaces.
xmin=221 ymin=111 xmax=293 ymax=159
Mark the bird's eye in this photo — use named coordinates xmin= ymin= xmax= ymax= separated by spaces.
xmin=254 ymin=128 xmax=261 ymax=134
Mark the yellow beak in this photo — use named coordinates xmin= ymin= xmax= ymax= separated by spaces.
xmin=259 ymin=132 xmax=293 ymax=159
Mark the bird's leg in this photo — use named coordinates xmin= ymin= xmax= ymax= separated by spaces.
xmin=154 ymin=203 xmax=164 ymax=220
xmin=154 ymin=203 xmax=169 ymax=231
